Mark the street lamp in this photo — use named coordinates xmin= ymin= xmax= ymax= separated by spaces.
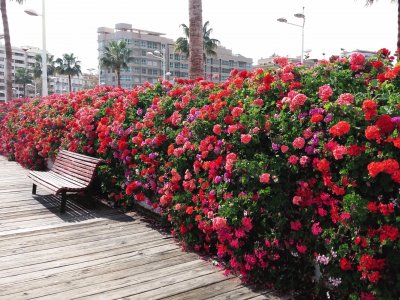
xmin=147 ymin=50 xmax=169 ymax=80
xmin=277 ymin=7 xmax=306 ymax=64
xmin=24 ymin=0 xmax=47 ymax=97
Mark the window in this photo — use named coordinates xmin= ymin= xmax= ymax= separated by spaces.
xmin=141 ymin=41 xmax=147 ymax=47
xmin=174 ymin=62 xmax=180 ymax=69
xmin=141 ymin=68 xmax=147 ymax=74
xmin=134 ymin=40 xmax=140 ymax=47
xmin=141 ymin=58 xmax=147 ymax=65
xmin=174 ymin=54 xmax=180 ymax=61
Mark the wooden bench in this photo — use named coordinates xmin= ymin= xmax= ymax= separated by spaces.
xmin=28 ymin=150 xmax=104 ymax=213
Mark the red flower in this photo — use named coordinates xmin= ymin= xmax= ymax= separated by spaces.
xmin=367 ymin=162 xmax=385 ymax=177
xmin=340 ymin=258 xmax=352 ymax=270
xmin=365 ymin=125 xmax=381 ymax=141
xmin=367 ymin=202 xmax=379 ymax=213
xmin=242 ymin=217 xmax=253 ymax=232
xmin=362 ymin=99 xmax=378 ymax=120
xmin=379 ymin=225 xmax=399 ymax=242
xmin=310 ymin=114 xmax=324 ymax=123
xmin=317 ymin=158 xmax=330 ymax=173
xmin=376 ymin=115 xmax=395 ymax=134
xmin=329 ymin=121 xmax=350 ymax=137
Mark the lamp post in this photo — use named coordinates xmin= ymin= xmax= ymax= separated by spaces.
xmin=146 ymin=50 xmax=171 ymax=80
xmin=277 ymin=7 xmax=306 ymax=64
xmin=24 ymin=0 xmax=47 ymax=97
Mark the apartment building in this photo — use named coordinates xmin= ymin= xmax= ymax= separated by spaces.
xmin=50 ymin=73 xmax=98 ymax=94
xmin=97 ymin=23 xmax=253 ymax=88
xmin=0 ymin=45 xmax=42 ymax=102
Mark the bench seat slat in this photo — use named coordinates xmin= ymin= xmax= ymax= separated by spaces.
xmin=29 ymin=171 xmax=86 ymax=190
xmin=51 ymin=168 xmax=93 ymax=186
xmin=52 ymin=160 xmax=96 ymax=177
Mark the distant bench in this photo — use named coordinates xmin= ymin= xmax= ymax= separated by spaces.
xmin=28 ymin=150 xmax=104 ymax=213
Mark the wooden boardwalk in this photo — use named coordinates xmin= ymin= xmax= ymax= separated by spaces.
xmin=0 ymin=156 xmax=286 ymax=300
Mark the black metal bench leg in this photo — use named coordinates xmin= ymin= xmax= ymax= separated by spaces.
xmin=32 ymin=184 xmax=37 ymax=195
xmin=60 ymin=192 xmax=67 ymax=213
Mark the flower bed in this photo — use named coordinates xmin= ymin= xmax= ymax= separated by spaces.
xmin=1 ymin=49 xmax=399 ymax=299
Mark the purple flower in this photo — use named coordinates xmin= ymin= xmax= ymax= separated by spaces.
xmin=137 ymin=108 xmax=143 ymax=116
xmin=324 ymin=113 xmax=333 ymax=123
xmin=391 ymin=116 xmax=400 ymax=123
xmin=309 ymin=108 xmax=325 ymax=115
xmin=272 ymin=143 xmax=280 ymax=151
xmin=305 ymin=145 xmax=315 ymax=155
xmin=214 ymin=176 xmax=222 ymax=184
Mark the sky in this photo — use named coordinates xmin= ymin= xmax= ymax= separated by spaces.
xmin=1 ymin=0 xmax=398 ymax=72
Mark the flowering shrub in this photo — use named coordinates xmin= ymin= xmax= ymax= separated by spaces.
xmin=1 ymin=49 xmax=399 ymax=299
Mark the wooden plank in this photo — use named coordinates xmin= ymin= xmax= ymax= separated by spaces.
xmin=0 ymin=238 xmax=174 ymax=280
xmin=162 ymin=279 xmax=244 ymax=300
xmin=1 ymin=249 xmax=193 ymax=298
xmin=37 ymin=260 xmax=211 ymax=299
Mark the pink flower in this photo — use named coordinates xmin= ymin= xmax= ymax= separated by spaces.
xmin=290 ymin=220 xmax=302 ymax=231
xmin=280 ymin=145 xmax=289 ymax=153
xmin=332 ymin=145 xmax=347 ymax=160
xmin=336 ymin=93 xmax=354 ymax=105
xmin=293 ymin=196 xmax=303 ymax=205
xmin=292 ymin=137 xmax=305 ymax=149
xmin=303 ymin=128 xmax=313 ymax=139
xmin=212 ymin=217 xmax=228 ymax=230
xmin=231 ymin=107 xmax=243 ymax=117
xmin=213 ymin=124 xmax=222 ymax=135
xmin=227 ymin=125 xmax=238 ymax=134
xmin=299 ymin=156 xmax=309 ymax=167
xmin=259 ymin=173 xmax=271 ymax=184
xmin=241 ymin=134 xmax=252 ymax=144
xmin=289 ymin=93 xmax=308 ymax=112
xmin=288 ymin=155 xmax=299 ymax=165
xmin=311 ymin=222 xmax=323 ymax=235
xmin=318 ymin=85 xmax=333 ymax=101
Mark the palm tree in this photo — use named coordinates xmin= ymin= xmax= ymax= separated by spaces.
xmin=175 ymin=21 xmax=220 ymax=59
xmin=14 ymin=68 xmax=33 ymax=97
xmin=32 ymin=54 xmax=56 ymax=80
xmin=365 ymin=0 xmax=400 ymax=59
xmin=1 ymin=0 xmax=25 ymax=101
xmin=188 ymin=0 xmax=204 ymax=79
xmin=55 ymin=53 xmax=82 ymax=93
xmin=32 ymin=54 xmax=56 ymax=94
xmin=100 ymin=40 xmax=133 ymax=87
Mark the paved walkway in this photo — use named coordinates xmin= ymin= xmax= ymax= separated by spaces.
xmin=0 ymin=156 xmax=286 ymax=299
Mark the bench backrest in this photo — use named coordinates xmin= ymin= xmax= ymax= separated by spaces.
xmin=51 ymin=150 xmax=104 ymax=187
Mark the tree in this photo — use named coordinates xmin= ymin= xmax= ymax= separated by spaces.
xmin=14 ymin=68 xmax=33 ymax=97
xmin=188 ymin=0 xmax=204 ymax=79
xmin=0 ymin=0 xmax=25 ymax=102
xmin=32 ymin=54 xmax=56 ymax=80
xmin=365 ymin=0 xmax=400 ymax=59
xmin=175 ymin=21 xmax=220 ymax=59
xmin=55 ymin=53 xmax=82 ymax=93
xmin=100 ymin=40 xmax=133 ymax=87
xmin=32 ymin=54 xmax=56 ymax=94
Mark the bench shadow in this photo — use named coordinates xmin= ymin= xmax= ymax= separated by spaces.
xmin=32 ymin=193 xmax=136 ymax=223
